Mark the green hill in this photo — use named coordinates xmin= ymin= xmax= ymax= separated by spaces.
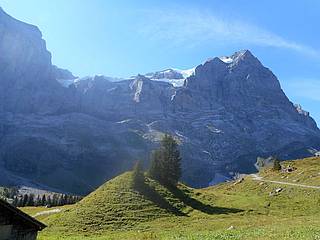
xmin=43 ymin=171 xmax=241 ymax=234
xmin=34 ymin=157 xmax=320 ymax=240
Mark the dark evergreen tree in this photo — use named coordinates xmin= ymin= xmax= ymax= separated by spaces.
xmin=148 ymin=134 xmax=182 ymax=186
xmin=47 ymin=196 xmax=52 ymax=206
xmin=52 ymin=194 xmax=59 ymax=206
xmin=35 ymin=195 xmax=41 ymax=206
xmin=148 ymin=150 xmax=162 ymax=181
xmin=22 ymin=194 xmax=29 ymax=207
xmin=27 ymin=194 xmax=35 ymax=206
xmin=41 ymin=194 xmax=46 ymax=206
xmin=132 ymin=160 xmax=144 ymax=189
xmin=273 ymin=158 xmax=282 ymax=171
xmin=63 ymin=194 xmax=68 ymax=205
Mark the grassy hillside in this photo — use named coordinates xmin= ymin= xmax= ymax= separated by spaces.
xmin=24 ymin=157 xmax=320 ymax=239
xmin=42 ymin=171 xmax=237 ymax=234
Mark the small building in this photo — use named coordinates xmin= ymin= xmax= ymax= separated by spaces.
xmin=315 ymin=151 xmax=320 ymax=157
xmin=0 ymin=198 xmax=46 ymax=240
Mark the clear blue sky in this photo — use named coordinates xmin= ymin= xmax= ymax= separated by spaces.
xmin=1 ymin=0 xmax=320 ymax=125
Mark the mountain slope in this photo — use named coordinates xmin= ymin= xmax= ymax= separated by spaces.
xmin=0 ymin=8 xmax=319 ymax=194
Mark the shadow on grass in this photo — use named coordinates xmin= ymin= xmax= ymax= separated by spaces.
xmin=167 ymin=185 xmax=244 ymax=215
xmin=136 ymin=181 xmax=186 ymax=216
xmin=135 ymin=178 xmax=243 ymax=216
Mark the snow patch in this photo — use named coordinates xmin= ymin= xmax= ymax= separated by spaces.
xmin=148 ymin=68 xmax=195 ymax=87
xmin=151 ymin=78 xmax=185 ymax=87
xmin=173 ymin=67 xmax=196 ymax=78
xmin=57 ymin=78 xmax=79 ymax=87
xmin=219 ymin=56 xmax=234 ymax=64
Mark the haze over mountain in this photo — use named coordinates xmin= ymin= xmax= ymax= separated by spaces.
xmin=0 ymin=8 xmax=319 ymax=194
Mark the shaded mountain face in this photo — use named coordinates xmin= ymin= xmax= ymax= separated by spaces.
xmin=0 ymin=8 xmax=319 ymax=194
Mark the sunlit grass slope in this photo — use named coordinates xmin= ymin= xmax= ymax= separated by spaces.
xmin=33 ymin=157 xmax=320 ymax=240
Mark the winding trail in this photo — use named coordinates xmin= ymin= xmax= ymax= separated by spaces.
xmin=32 ymin=208 xmax=61 ymax=218
xmin=250 ymin=174 xmax=320 ymax=190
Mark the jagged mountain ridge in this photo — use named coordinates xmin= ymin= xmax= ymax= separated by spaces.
xmin=0 ymin=8 xmax=319 ymax=194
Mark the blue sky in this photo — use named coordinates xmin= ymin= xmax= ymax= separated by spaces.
xmin=1 ymin=0 xmax=320 ymax=125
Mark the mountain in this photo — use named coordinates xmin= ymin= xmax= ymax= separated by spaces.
xmin=0 ymin=8 xmax=319 ymax=194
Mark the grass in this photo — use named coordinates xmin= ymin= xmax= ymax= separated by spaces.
xmin=19 ymin=157 xmax=320 ymax=239
xmin=19 ymin=206 xmax=66 ymax=221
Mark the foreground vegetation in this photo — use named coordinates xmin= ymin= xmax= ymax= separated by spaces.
xmin=20 ymin=157 xmax=320 ymax=239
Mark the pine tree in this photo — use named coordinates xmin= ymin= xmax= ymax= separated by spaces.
xmin=35 ymin=195 xmax=41 ymax=206
xmin=52 ymin=194 xmax=59 ymax=206
xmin=273 ymin=158 xmax=282 ymax=171
xmin=148 ymin=134 xmax=182 ymax=186
xmin=148 ymin=150 xmax=162 ymax=181
xmin=27 ymin=194 xmax=35 ymax=206
xmin=22 ymin=194 xmax=28 ymax=207
xmin=41 ymin=194 xmax=46 ymax=206
xmin=63 ymin=194 xmax=68 ymax=205
xmin=132 ymin=160 xmax=144 ymax=189
xmin=47 ymin=196 xmax=52 ymax=206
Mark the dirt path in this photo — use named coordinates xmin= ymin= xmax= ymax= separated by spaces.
xmin=32 ymin=208 xmax=61 ymax=218
xmin=250 ymin=174 xmax=320 ymax=189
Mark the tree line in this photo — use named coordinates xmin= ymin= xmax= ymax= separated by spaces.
xmin=12 ymin=193 xmax=82 ymax=207
xmin=1 ymin=187 xmax=82 ymax=207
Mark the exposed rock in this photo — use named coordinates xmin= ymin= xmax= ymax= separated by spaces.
xmin=0 ymin=9 xmax=319 ymax=194
xmin=282 ymin=165 xmax=297 ymax=173
xmin=52 ymin=65 xmax=77 ymax=80
xmin=227 ymin=225 xmax=235 ymax=230
xmin=233 ymin=178 xmax=244 ymax=185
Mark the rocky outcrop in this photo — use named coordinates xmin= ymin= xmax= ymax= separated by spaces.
xmin=0 ymin=7 xmax=70 ymax=114
xmin=0 ymin=9 xmax=319 ymax=194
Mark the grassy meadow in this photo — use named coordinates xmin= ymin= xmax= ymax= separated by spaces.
xmin=20 ymin=157 xmax=320 ymax=240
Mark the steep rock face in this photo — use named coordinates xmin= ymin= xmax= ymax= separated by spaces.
xmin=0 ymin=7 xmax=69 ymax=114
xmin=0 ymin=8 xmax=52 ymax=84
xmin=175 ymin=51 xmax=291 ymax=110
xmin=52 ymin=65 xmax=77 ymax=81
xmin=0 ymin=9 xmax=319 ymax=194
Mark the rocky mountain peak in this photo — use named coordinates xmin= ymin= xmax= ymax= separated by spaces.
xmin=218 ymin=50 xmax=260 ymax=65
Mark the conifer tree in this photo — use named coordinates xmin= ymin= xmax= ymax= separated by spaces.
xmin=27 ymin=194 xmax=35 ymax=206
xmin=148 ymin=150 xmax=162 ymax=181
xmin=47 ymin=196 xmax=52 ymax=206
xmin=148 ymin=134 xmax=182 ymax=186
xmin=273 ymin=158 xmax=282 ymax=171
xmin=41 ymin=194 xmax=46 ymax=206
xmin=22 ymin=194 xmax=28 ymax=207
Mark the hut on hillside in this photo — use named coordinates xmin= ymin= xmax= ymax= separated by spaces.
xmin=0 ymin=198 xmax=46 ymax=240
